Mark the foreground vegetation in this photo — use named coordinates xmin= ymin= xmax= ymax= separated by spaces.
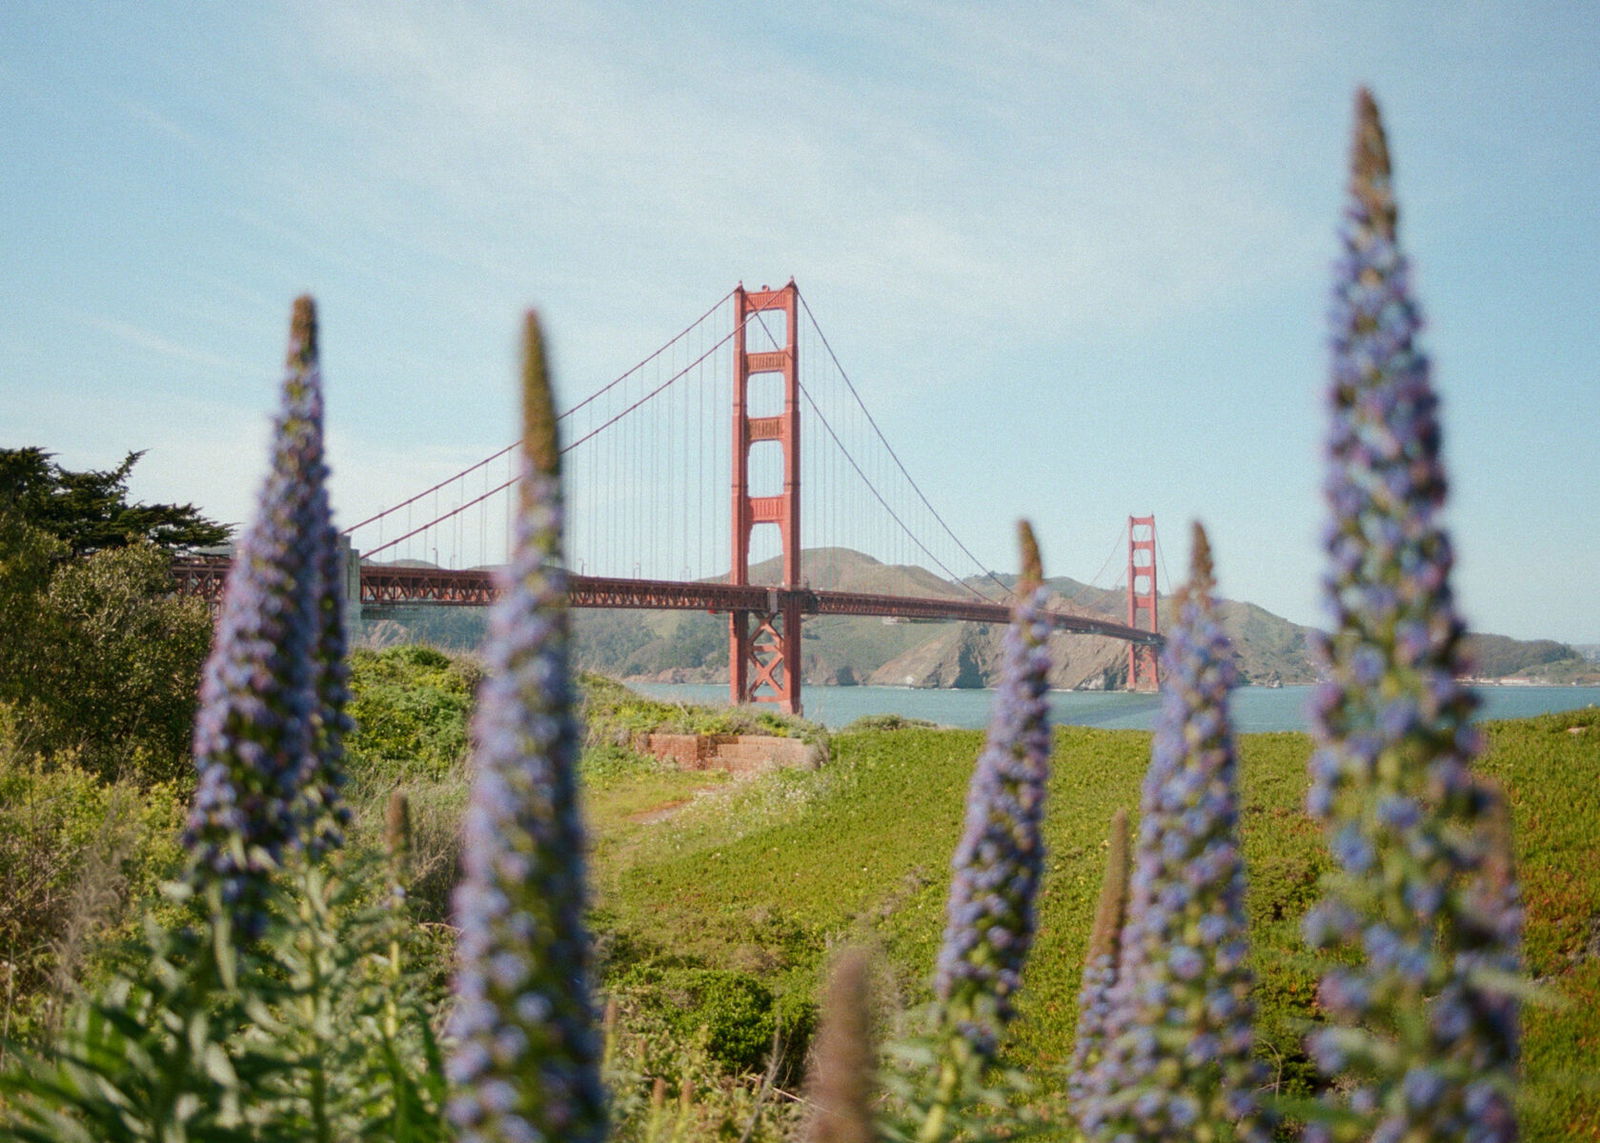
xmin=4 ymin=637 xmax=1597 ymax=1138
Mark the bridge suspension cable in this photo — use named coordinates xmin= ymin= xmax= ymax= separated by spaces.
xmin=348 ymin=293 xmax=739 ymax=566
xmin=795 ymin=288 xmax=1013 ymax=602
xmin=344 ymin=283 xmax=1026 ymax=605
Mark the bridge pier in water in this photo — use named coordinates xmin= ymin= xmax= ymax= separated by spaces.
xmin=728 ymin=281 xmax=804 ymax=715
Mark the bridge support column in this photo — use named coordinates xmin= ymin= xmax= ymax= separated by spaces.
xmin=339 ymin=534 xmax=363 ymax=635
xmin=729 ymin=281 xmax=803 ymax=715
xmin=1126 ymin=515 xmax=1160 ymax=692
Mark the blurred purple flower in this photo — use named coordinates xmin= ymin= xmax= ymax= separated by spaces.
xmin=1084 ymin=524 xmax=1270 ymax=1142
xmin=182 ymin=296 xmax=348 ymax=934
xmin=932 ymin=521 xmax=1053 ymax=1067
xmin=446 ymin=314 xmax=606 ymax=1143
xmin=1305 ymin=89 xmax=1521 ymax=1142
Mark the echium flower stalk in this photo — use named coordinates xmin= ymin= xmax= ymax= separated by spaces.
xmin=446 ymin=313 xmax=607 ymax=1143
xmin=1085 ymin=524 xmax=1269 ymax=1143
xmin=1066 ymin=806 xmax=1128 ymax=1126
xmin=183 ymin=296 xmax=344 ymax=935
xmin=1302 ymin=88 xmax=1521 ymax=1143
xmin=919 ymin=522 xmax=1052 ymax=1141
xmin=299 ymin=402 xmax=354 ymax=857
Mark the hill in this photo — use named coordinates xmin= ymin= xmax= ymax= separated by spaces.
xmin=357 ymin=548 xmax=1599 ymax=687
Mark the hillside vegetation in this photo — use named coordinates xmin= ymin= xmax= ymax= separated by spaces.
xmin=580 ymin=690 xmax=1600 ymax=1139
xmin=327 ymin=649 xmax=1600 ymax=1138
xmin=6 ymin=633 xmax=1596 ymax=1139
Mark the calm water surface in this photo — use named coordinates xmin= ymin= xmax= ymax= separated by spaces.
xmin=629 ymin=682 xmax=1600 ymax=733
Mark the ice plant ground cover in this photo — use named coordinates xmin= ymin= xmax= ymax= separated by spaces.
xmin=2 ymin=86 xmax=1591 ymax=1142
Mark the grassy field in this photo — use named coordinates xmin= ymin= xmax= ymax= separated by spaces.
xmin=580 ymin=700 xmax=1600 ymax=1139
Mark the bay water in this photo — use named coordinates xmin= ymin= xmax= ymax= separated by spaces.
xmin=629 ymin=682 xmax=1600 ymax=734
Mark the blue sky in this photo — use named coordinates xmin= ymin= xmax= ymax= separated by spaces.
xmin=4 ymin=2 xmax=1597 ymax=643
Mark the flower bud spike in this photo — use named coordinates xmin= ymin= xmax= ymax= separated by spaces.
xmin=289 ymin=294 xmax=318 ymax=370
xmin=1016 ymin=519 xmax=1042 ymax=597
xmin=521 ymin=311 xmax=560 ymax=484
xmin=1350 ymin=87 xmax=1397 ymax=242
xmin=1083 ymin=531 xmax=1270 ymax=1141
xmin=1304 ymin=89 xmax=1521 ymax=1143
xmin=385 ymin=790 xmax=412 ymax=885
xmin=1068 ymin=807 xmax=1130 ymax=1127
xmin=446 ymin=311 xmax=605 ymax=1142
xmin=804 ymin=947 xmax=877 ymax=1143
xmin=1187 ymin=521 xmax=1215 ymax=606
xmin=1086 ymin=808 xmax=1130 ymax=966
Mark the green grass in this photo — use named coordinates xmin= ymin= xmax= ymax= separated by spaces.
xmin=584 ymin=704 xmax=1600 ymax=1140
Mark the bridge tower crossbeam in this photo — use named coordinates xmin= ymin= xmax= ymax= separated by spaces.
xmin=729 ymin=281 xmax=803 ymax=714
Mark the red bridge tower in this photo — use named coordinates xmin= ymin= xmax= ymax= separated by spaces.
xmin=729 ymin=282 xmax=803 ymax=714
xmin=1126 ymin=515 xmax=1160 ymax=692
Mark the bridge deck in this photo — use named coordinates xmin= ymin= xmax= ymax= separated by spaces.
xmin=171 ymin=558 xmax=1163 ymax=647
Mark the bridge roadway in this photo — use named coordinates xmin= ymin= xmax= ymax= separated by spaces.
xmin=171 ymin=557 xmax=1163 ymax=647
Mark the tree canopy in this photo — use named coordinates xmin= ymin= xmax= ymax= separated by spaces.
xmin=0 ymin=446 xmax=232 ymax=557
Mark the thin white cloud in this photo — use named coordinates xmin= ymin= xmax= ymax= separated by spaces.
xmin=90 ymin=318 xmax=251 ymax=375
xmin=278 ymin=0 xmax=1329 ymax=366
xmin=123 ymin=99 xmax=203 ymax=147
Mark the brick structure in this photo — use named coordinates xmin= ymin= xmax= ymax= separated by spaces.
xmin=631 ymin=733 xmax=823 ymax=773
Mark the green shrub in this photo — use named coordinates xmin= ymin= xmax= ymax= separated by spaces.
xmin=0 ymin=532 xmax=211 ymax=783
xmin=610 ymin=964 xmax=813 ymax=1082
xmin=0 ymin=722 xmax=184 ymax=1041
xmin=843 ymin=713 xmax=939 ymax=732
xmin=1 ymin=849 xmax=452 ymax=1141
xmin=346 ymin=644 xmax=482 ymax=781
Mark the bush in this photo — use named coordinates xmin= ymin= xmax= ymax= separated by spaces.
xmin=844 ymin=713 xmax=939 ymax=732
xmin=610 ymin=964 xmax=813 ymax=1082
xmin=0 ymin=530 xmax=211 ymax=783
xmin=346 ymin=644 xmax=483 ymax=781
xmin=0 ymin=717 xmax=184 ymax=1041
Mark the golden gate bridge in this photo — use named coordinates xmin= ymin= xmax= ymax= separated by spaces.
xmin=174 ymin=281 xmax=1163 ymax=714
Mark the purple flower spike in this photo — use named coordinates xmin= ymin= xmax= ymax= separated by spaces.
xmin=1085 ymin=524 xmax=1270 ymax=1143
xmin=183 ymin=296 xmax=346 ymax=934
xmin=1306 ymin=89 xmax=1521 ymax=1142
xmin=298 ymin=468 xmax=354 ymax=858
xmin=933 ymin=520 xmax=1053 ymax=1066
xmin=447 ymin=313 xmax=606 ymax=1143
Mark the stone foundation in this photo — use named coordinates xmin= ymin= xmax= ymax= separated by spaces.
xmin=632 ymin=732 xmax=824 ymax=773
